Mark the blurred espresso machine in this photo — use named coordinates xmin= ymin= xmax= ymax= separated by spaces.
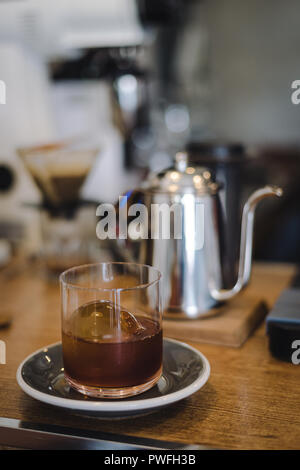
xmin=0 ymin=0 xmax=171 ymax=258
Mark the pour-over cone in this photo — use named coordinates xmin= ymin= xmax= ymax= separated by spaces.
xmin=18 ymin=141 xmax=99 ymax=207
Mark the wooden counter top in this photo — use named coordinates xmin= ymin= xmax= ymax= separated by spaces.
xmin=0 ymin=262 xmax=299 ymax=450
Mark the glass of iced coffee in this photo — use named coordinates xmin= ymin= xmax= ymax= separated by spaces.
xmin=60 ymin=262 xmax=162 ymax=398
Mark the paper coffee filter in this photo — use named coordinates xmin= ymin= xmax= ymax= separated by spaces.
xmin=18 ymin=142 xmax=99 ymax=205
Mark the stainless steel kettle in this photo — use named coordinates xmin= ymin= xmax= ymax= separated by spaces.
xmin=117 ymin=152 xmax=283 ymax=319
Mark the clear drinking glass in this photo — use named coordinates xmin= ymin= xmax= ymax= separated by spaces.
xmin=60 ymin=262 xmax=162 ymax=398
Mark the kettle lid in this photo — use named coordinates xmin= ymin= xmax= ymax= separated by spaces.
xmin=144 ymin=152 xmax=220 ymax=195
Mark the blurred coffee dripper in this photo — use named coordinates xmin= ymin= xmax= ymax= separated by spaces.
xmin=18 ymin=141 xmax=98 ymax=208
xmin=17 ymin=141 xmax=101 ymax=276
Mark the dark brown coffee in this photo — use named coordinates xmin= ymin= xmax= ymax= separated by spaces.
xmin=51 ymin=174 xmax=86 ymax=203
xmin=62 ymin=300 xmax=162 ymax=388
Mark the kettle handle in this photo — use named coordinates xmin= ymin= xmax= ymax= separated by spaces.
xmin=209 ymin=185 xmax=283 ymax=301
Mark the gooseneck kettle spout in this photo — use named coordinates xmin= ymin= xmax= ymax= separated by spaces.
xmin=209 ymin=185 xmax=283 ymax=301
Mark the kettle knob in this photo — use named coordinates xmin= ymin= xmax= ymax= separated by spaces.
xmin=175 ymin=152 xmax=188 ymax=172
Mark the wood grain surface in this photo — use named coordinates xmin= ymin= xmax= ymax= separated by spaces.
xmin=0 ymin=262 xmax=299 ymax=450
xmin=163 ymin=295 xmax=268 ymax=347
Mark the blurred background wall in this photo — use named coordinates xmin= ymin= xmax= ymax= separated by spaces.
xmin=0 ymin=0 xmax=299 ymax=268
xmin=153 ymin=0 xmax=300 ymax=144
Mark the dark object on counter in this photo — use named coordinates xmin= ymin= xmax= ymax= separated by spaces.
xmin=266 ymin=288 xmax=300 ymax=363
xmin=186 ymin=141 xmax=248 ymax=288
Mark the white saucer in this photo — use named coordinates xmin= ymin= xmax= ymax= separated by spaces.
xmin=17 ymin=338 xmax=210 ymax=418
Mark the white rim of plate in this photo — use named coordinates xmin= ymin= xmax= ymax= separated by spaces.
xmin=16 ymin=338 xmax=210 ymax=412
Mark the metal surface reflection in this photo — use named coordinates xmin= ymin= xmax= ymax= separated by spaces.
xmin=118 ymin=152 xmax=282 ymax=319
